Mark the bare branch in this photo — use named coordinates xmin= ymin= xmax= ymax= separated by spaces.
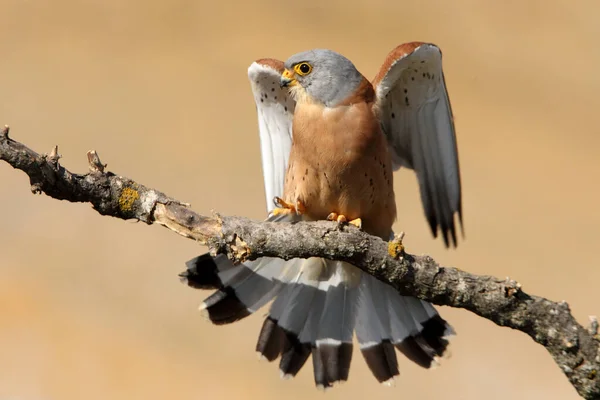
xmin=1 ymin=128 xmax=599 ymax=399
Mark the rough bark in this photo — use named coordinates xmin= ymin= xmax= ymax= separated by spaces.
xmin=1 ymin=125 xmax=599 ymax=399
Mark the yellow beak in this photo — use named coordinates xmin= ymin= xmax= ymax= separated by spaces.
xmin=280 ymin=69 xmax=297 ymax=88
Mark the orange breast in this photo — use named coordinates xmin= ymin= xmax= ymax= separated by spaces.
xmin=283 ymin=102 xmax=397 ymax=239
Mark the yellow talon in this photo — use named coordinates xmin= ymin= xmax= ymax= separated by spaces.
xmin=348 ymin=218 xmax=362 ymax=229
xmin=296 ymin=199 xmax=306 ymax=215
xmin=327 ymin=213 xmax=362 ymax=229
xmin=273 ymin=197 xmax=305 ymax=216
xmin=272 ymin=207 xmax=291 ymax=217
xmin=327 ymin=212 xmax=347 ymax=223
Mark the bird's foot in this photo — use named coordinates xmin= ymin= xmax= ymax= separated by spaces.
xmin=273 ymin=197 xmax=305 ymax=216
xmin=326 ymin=212 xmax=362 ymax=229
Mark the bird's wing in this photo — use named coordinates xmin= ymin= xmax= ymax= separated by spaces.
xmin=247 ymin=59 xmax=296 ymax=213
xmin=372 ymin=42 xmax=463 ymax=247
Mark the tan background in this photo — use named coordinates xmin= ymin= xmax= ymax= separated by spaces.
xmin=1 ymin=0 xmax=599 ymax=399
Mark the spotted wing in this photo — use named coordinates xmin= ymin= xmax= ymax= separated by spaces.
xmin=372 ymin=42 xmax=463 ymax=247
xmin=247 ymin=59 xmax=296 ymax=213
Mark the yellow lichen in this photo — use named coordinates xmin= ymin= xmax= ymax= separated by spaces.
xmin=388 ymin=240 xmax=404 ymax=260
xmin=387 ymin=232 xmax=406 ymax=259
xmin=119 ymin=187 xmax=139 ymax=213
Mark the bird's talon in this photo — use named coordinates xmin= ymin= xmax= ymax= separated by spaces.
xmin=326 ymin=213 xmax=361 ymax=229
xmin=326 ymin=212 xmax=339 ymax=221
xmin=273 ymin=197 xmax=305 ymax=216
xmin=327 ymin=212 xmax=348 ymax=225
xmin=274 ymin=196 xmax=294 ymax=209
xmin=272 ymin=207 xmax=292 ymax=217
xmin=348 ymin=218 xmax=362 ymax=229
xmin=295 ymin=199 xmax=306 ymax=215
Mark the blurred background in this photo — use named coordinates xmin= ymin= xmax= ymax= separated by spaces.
xmin=1 ymin=0 xmax=599 ymax=399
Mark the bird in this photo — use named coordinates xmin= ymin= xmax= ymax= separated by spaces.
xmin=180 ymin=42 xmax=463 ymax=389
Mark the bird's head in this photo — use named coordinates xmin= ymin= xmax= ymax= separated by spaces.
xmin=280 ymin=49 xmax=364 ymax=107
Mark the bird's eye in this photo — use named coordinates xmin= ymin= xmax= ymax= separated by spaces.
xmin=294 ymin=62 xmax=312 ymax=76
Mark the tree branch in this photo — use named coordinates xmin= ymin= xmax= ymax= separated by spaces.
xmin=2 ymin=125 xmax=599 ymax=399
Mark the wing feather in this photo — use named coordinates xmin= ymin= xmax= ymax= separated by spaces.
xmin=247 ymin=59 xmax=296 ymax=213
xmin=373 ymin=43 xmax=463 ymax=246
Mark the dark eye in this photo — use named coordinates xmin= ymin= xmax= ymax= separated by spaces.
xmin=294 ymin=62 xmax=313 ymax=76
xmin=299 ymin=63 xmax=311 ymax=74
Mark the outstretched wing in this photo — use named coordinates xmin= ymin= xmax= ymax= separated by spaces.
xmin=247 ymin=59 xmax=296 ymax=213
xmin=372 ymin=42 xmax=463 ymax=247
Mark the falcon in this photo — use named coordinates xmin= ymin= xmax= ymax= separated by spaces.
xmin=181 ymin=42 xmax=463 ymax=389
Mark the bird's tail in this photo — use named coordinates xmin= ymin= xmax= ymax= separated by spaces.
xmin=180 ymin=213 xmax=454 ymax=388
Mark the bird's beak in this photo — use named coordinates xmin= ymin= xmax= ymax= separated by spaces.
xmin=280 ymin=69 xmax=297 ymax=88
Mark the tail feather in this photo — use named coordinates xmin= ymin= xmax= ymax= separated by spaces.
xmin=316 ymin=262 xmax=359 ymax=344
xmin=355 ymin=275 xmax=388 ymax=346
xmin=360 ymin=340 xmax=399 ymax=384
xmin=279 ymin=330 xmax=312 ymax=378
xmin=384 ymin=285 xmax=421 ymax=342
xmin=256 ymin=317 xmax=286 ymax=362
xmin=393 ymin=295 xmax=453 ymax=364
xmin=276 ymin=259 xmax=322 ymax=333
xmin=297 ymin=286 xmax=326 ymax=344
xmin=267 ymin=259 xmax=310 ymax=321
xmin=258 ymin=258 xmax=322 ymax=379
xmin=200 ymin=287 xmax=252 ymax=325
xmin=312 ymin=341 xmax=353 ymax=388
xmin=180 ymin=253 xmax=233 ymax=290
xmin=355 ymin=275 xmax=400 ymax=383
xmin=233 ymin=259 xmax=292 ymax=313
xmin=395 ymin=337 xmax=438 ymax=368
xmin=418 ymin=315 xmax=452 ymax=357
xmin=402 ymin=296 xmax=433 ymax=327
xmin=310 ymin=262 xmax=359 ymax=388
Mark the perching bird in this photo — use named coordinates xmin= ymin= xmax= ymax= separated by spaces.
xmin=181 ymin=42 xmax=463 ymax=389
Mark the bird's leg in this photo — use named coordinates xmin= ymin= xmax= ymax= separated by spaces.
xmin=327 ymin=212 xmax=362 ymax=229
xmin=273 ymin=197 xmax=305 ymax=216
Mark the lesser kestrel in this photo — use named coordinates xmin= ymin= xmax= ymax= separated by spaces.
xmin=182 ymin=42 xmax=463 ymax=389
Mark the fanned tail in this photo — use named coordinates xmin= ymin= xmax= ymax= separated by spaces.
xmin=180 ymin=214 xmax=454 ymax=388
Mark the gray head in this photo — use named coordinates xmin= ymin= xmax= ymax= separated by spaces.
xmin=280 ymin=49 xmax=364 ymax=107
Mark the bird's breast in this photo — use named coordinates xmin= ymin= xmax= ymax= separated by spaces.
xmin=284 ymin=102 xmax=397 ymax=238
xmin=291 ymin=103 xmax=375 ymax=160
